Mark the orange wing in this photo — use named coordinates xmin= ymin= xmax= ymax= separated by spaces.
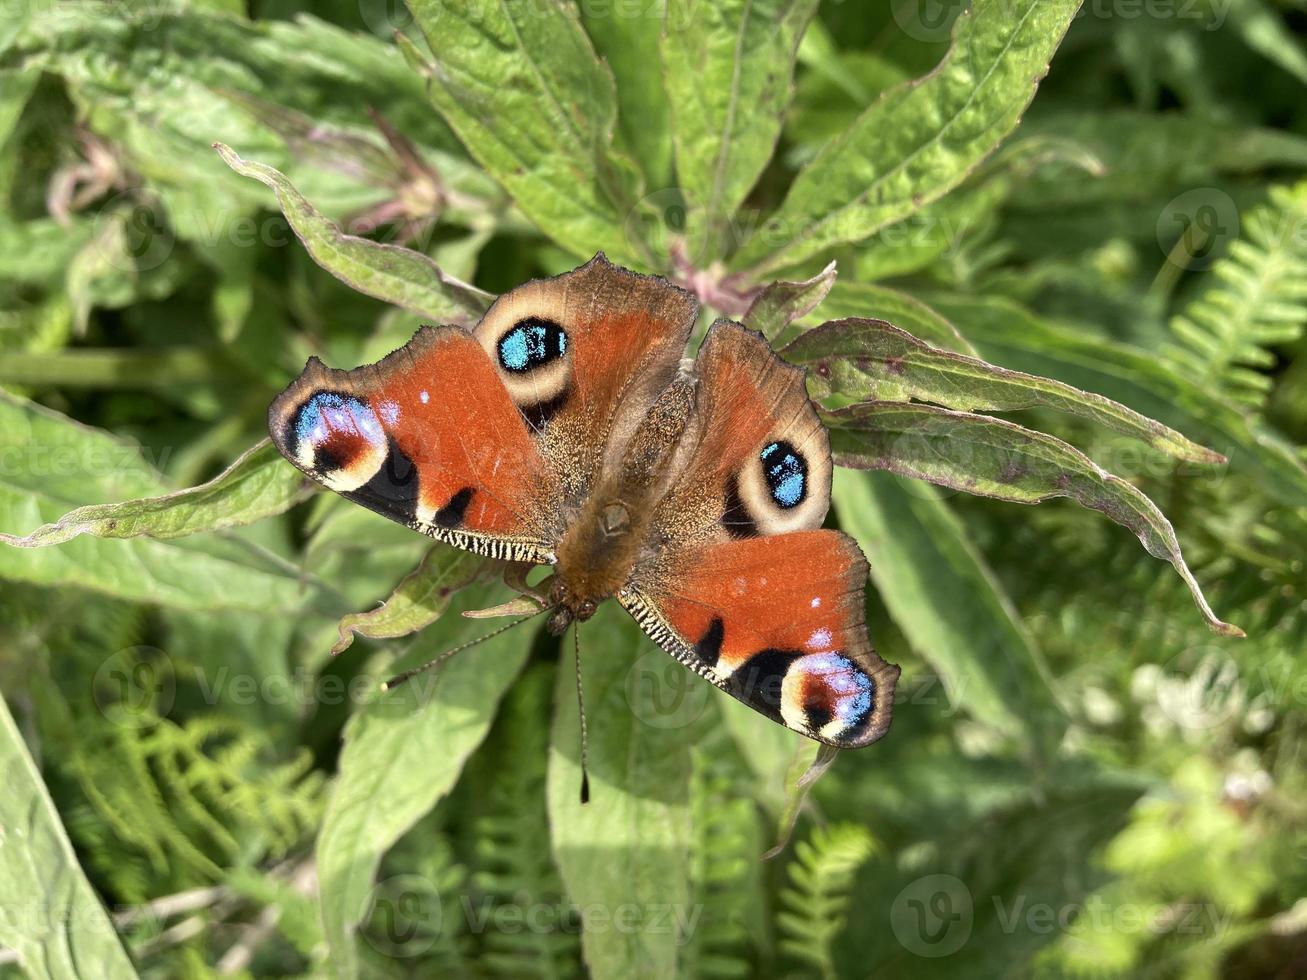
xmin=268 ymin=254 xmax=700 ymax=563
xmin=628 ymin=319 xmax=898 ymax=747
xmin=268 ymin=327 xmax=560 ymax=562
xmin=470 ymin=254 xmax=698 ymax=502
xmin=624 ymin=531 xmax=898 ymax=747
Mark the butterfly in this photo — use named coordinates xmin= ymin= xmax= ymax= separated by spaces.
xmin=268 ymin=254 xmax=899 ymax=749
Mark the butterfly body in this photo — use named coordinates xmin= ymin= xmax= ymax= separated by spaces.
xmin=270 ymin=255 xmax=899 ymax=748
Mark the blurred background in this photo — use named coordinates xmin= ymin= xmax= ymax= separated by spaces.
xmin=0 ymin=1 xmax=1305 ymax=978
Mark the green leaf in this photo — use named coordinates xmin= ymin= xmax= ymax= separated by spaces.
xmin=829 ymin=403 xmax=1243 ymax=637
xmin=832 ymin=468 xmax=1066 ymax=752
xmin=742 ymin=261 xmax=836 ymax=340
xmin=1229 ymin=0 xmax=1307 ymax=86
xmin=762 ymin=741 xmax=837 ymax=861
xmin=406 ymin=0 xmax=644 ymax=265
xmin=330 ymin=546 xmax=486 ymax=655
xmin=810 ymin=281 xmax=977 ymax=355
xmin=928 ymin=292 xmax=1307 ymax=507
xmin=214 ymin=144 xmax=492 ymax=325
xmin=316 ymin=581 xmax=535 ymax=978
xmin=662 ymin=0 xmax=818 ymax=256
xmin=0 ymin=440 xmax=305 ymax=548
xmin=0 ymin=348 xmax=233 ymax=389
xmin=731 ymin=0 xmax=1082 ymax=276
xmin=0 ymin=393 xmax=333 ymax=613
xmin=0 ymin=695 xmax=140 ymax=979
xmin=548 ymin=601 xmax=692 ymax=979
xmin=784 ymin=317 xmax=1222 ymax=463
xmin=582 ymin=0 xmax=674 ymax=190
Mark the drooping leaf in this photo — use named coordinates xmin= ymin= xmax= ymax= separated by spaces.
xmin=406 ymin=0 xmax=645 ymax=265
xmin=662 ymin=0 xmax=819 ymax=258
xmin=0 ymin=696 xmax=140 ymax=979
xmin=215 ymin=144 xmax=492 ymax=325
xmin=0 ymin=440 xmax=306 ymax=548
xmin=330 ymin=545 xmax=486 ymax=655
xmin=928 ymin=292 xmax=1307 ymax=506
xmin=762 ymin=740 xmax=837 ymax=861
xmin=828 ymin=403 xmax=1243 ymax=637
xmin=548 ymin=601 xmax=693 ymax=980
xmin=731 ymin=0 xmax=1083 ymax=276
xmin=832 ymin=468 xmax=1066 ymax=755
xmin=316 ymin=581 xmax=535 ymax=978
xmin=0 ymin=393 xmax=334 ymax=613
xmin=743 ymin=261 xmax=836 ymax=340
xmin=784 ymin=317 xmax=1223 ymax=463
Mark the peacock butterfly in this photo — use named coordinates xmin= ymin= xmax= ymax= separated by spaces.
xmin=268 ymin=255 xmax=899 ymax=749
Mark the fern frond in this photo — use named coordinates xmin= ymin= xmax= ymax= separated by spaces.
xmin=1166 ymin=180 xmax=1307 ymax=408
xmin=680 ymin=728 xmax=768 ymax=978
xmin=461 ymin=664 xmax=580 ymax=980
xmin=777 ymin=824 xmax=876 ymax=980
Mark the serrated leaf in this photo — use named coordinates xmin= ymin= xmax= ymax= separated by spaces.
xmin=0 ymin=440 xmax=306 ymax=548
xmin=731 ymin=0 xmax=1082 ymax=276
xmin=832 ymin=468 xmax=1066 ymax=752
xmin=662 ymin=0 xmax=818 ymax=257
xmin=406 ymin=0 xmax=645 ymax=265
xmin=583 ymin=0 xmax=674 ymax=190
xmin=742 ymin=261 xmax=836 ymax=340
xmin=317 ymin=580 xmax=535 ymax=978
xmin=331 ymin=545 xmax=486 ymax=655
xmin=215 ymin=144 xmax=492 ymax=325
xmin=0 ymin=393 xmax=334 ymax=613
xmin=784 ymin=317 xmax=1222 ymax=463
xmin=548 ymin=601 xmax=692 ymax=979
xmin=828 ymin=402 xmax=1242 ymax=637
xmin=0 ymin=696 xmax=140 ymax=979
xmin=928 ymin=292 xmax=1307 ymax=507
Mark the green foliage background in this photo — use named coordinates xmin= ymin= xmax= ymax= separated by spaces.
xmin=1 ymin=1 xmax=1306 ymax=977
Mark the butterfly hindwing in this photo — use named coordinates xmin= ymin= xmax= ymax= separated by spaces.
xmin=628 ymin=319 xmax=899 ymax=746
xmin=624 ymin=530 xmax=898 ymax=747
xmin=268 ymin=326 xmax=560 ymax=561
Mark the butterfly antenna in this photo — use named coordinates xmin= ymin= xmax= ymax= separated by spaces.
xmin=380 ymin=608 xmax=545 ymax=692
xmin=574 ymin=623 xmax=591 ymax=805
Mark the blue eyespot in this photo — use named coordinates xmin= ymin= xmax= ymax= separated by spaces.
xmin=760 ymin=440 xmax=807 ymax=509
xmin=497 ymin=318 xmax=568 ymax=373
xmin=294 ymin=391 xmax=383 ymax=450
